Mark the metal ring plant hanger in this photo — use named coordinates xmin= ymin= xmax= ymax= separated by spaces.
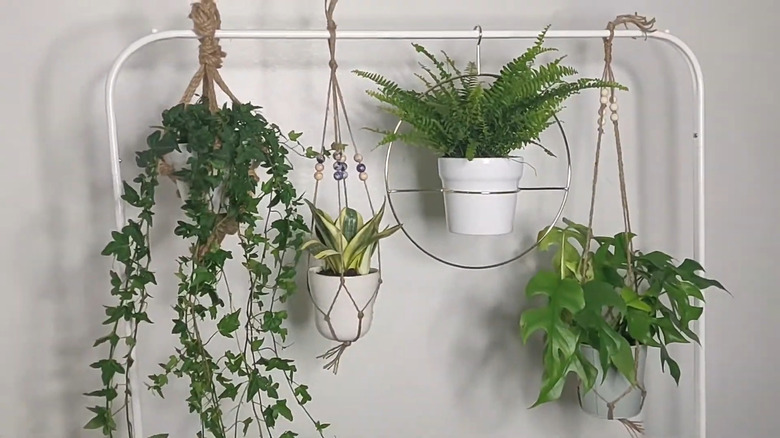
xmin=305 ymin=0 xmax=389 ymax=374
xmin=383 ymin=28 xmax=573 ymax=270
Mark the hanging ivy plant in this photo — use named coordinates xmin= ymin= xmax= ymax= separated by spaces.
xmin=85 ymin=100 xmax=330 ymax=438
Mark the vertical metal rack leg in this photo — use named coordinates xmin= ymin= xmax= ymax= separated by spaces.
xmin=105 ymin=28 xmax=706 ymax=438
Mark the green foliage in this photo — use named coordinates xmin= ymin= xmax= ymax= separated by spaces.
xmin=301 ymin=200 xmax=402 ymax=276
xmin=519 ymin=218 xmax=727 ymax=407
xmin=86 ymin=101 xmax=329 ymax=438
xmin=354 ymin=26 xmax=627 ymax=160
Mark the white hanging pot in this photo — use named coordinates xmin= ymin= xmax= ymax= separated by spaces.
xmin=308 ymin=267 xmax=380 ymax=342
xmin=437 ymin=157 xmax=524 ymax=235
xmin=578 ymin=345 xmax=648 ymax=420
xmin=163 ymin=145 xmax=226 ymax=213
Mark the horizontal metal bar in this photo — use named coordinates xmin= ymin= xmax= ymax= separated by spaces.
xmin=518 ymin=186 xmax=569 ymax=192
xmin=137 ymin=28 xmax=660 ymax=42
xmin=387 ymin=186 xmax=569 ymax=195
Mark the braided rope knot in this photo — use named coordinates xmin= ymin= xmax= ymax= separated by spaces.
xmin=178 ymin=0 xmax=239 ymax=111
xmin=191 ymin=0 xmax=225 ymax=69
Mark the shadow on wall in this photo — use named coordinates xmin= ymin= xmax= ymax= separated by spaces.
xmin=428 ymin=250 xmax=586 ymax=436
xmin=27 ymin=13 xmax=181 ymax=438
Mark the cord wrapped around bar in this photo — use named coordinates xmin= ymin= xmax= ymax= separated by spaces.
xmin=158 ymin=0 xmax=245 ymax=257
xmin=304 ymin=0 xmax=398 ymax=374
xmin=579 ymin=14 xmax=656 ymax=438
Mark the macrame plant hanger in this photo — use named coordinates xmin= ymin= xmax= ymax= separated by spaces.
xmin=579 ymin=14 xmax=657 ymax=438
xmin=307 ymin=0 xmax=384 ymax=374
xmin=158 ymin=0 xmax=247 ymax=257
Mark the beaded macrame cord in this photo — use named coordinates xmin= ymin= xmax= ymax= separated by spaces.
xmin=307 ymin=0 xmax=385 ymax=374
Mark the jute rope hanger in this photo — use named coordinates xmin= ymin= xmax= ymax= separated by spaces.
xmin=178 ymin=0 xmax=240 ymax=112
xmin=579 ymin=13 xmax=656 ymax=438
xmin=306 ymin=0 xmax=385 ymax=374
xmin=581 ymin=13 xmax=657 ymax=280
xmin=158 ymin=0 xmax=245 ymax=258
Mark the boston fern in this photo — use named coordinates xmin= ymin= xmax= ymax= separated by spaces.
xmin=354 ymin=26 xmax=626 ymax=160
xmin=86 ymin=101 xmax=330 ymax=438
xmin=519 ymin=219 xmax=727 ymax=407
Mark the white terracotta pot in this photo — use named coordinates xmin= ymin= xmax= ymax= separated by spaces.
xmin=163 ymin=145 xmax=225 ymax=213
xmin=308 ymin=267 xmax=380 ymax=342
xmin=578 ymin=345 xmax=648 ymax=420
xmin=437 ymin=157 xmax=524 ymax=235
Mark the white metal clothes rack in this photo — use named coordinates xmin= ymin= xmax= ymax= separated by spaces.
xmin=105 ymin=28 xmax=706 ymax=438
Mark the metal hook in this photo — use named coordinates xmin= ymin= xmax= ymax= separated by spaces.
xmin=473 ymin=25 xmax=483 ymax=74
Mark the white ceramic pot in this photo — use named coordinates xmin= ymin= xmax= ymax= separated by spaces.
xmin=163 ymin=145 xmax=225 ymax=213
xmin=308 ymin=267 xmax=380 ymax=342
xmin=578 ymin=345 xmax=648 ymax=420
xmin=437 ymin=157 xmax=524 ymax=235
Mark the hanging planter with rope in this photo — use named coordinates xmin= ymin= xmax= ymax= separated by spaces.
xmin=518 ymin=14 xmax=728 ymax=438
xmin=85 ymin=1 xmax=331 ymax=436
xmin=302 ymin=0 xmax=402 ymax=374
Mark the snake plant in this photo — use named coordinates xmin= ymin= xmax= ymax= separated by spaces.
xmin=302 ymin=200 xmax=402 ymax=276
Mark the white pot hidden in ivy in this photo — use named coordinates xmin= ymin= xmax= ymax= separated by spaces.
xmin=308 ymin=268 xmax=381 ymax=341
xmin=578 ymin=345 xmax=648 ymax=420
xmin=163 ymin=145 xmax=226 ymax=213
xmin=437 ymin=157 xmax=524 ymax=236
xmin=302 ymin=199 xmax=402 ymax=342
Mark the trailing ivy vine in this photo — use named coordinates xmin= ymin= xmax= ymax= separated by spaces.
xmin=86 ymin=101 xmax=330 ymax=438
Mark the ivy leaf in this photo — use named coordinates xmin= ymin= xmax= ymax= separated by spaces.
xmin=93 ymin=333 xmax=120 ymax=348
xmin=90 ymin=359 xmax=125 ymax=386
xmin=241 ymin=417 xmax=253 ymax=435
xmin=247 ymin=371 xmax=261 ymax=402
xmin=83 ymin=387 xmax=118 ymax=402
xmin=122 ymin=182 xmax=141 ymax=206
xmin=217 ymin=310 xmax=241 ymax=337
xmin=83 ymin=415 xmax=105 ymax=430
xmin=84 ymin=406 xmax=115 ymax=433
xmin=295 ymin=384 xmax=312 ymax=405
xmin=274 ymin=400 xmax=294 ymax=422
xmin=315 ymin=422 xmax=331 ymax=431
xmin=149 ymin=435 xmax=170 ymax=438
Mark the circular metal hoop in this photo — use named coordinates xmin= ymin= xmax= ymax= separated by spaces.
xmin=383 ymin=73 xmax=573 ymax=270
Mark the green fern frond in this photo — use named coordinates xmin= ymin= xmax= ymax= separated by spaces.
xmin=354 ymin=25 xmax=625 ymax=159
xmin=412 ymin=43 xmax=452 ymax=81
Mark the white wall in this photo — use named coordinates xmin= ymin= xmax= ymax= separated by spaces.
xmin=1 ymin=1 xmax=778 ymax=437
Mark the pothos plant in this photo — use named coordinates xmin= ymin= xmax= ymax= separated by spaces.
xmin=519 ymin=219 xmax=727 ymax=407
xmin=85 ymin=100 xmax=331 ymax=438
xmin=354 ymin=26 xmax=626 ymax=160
